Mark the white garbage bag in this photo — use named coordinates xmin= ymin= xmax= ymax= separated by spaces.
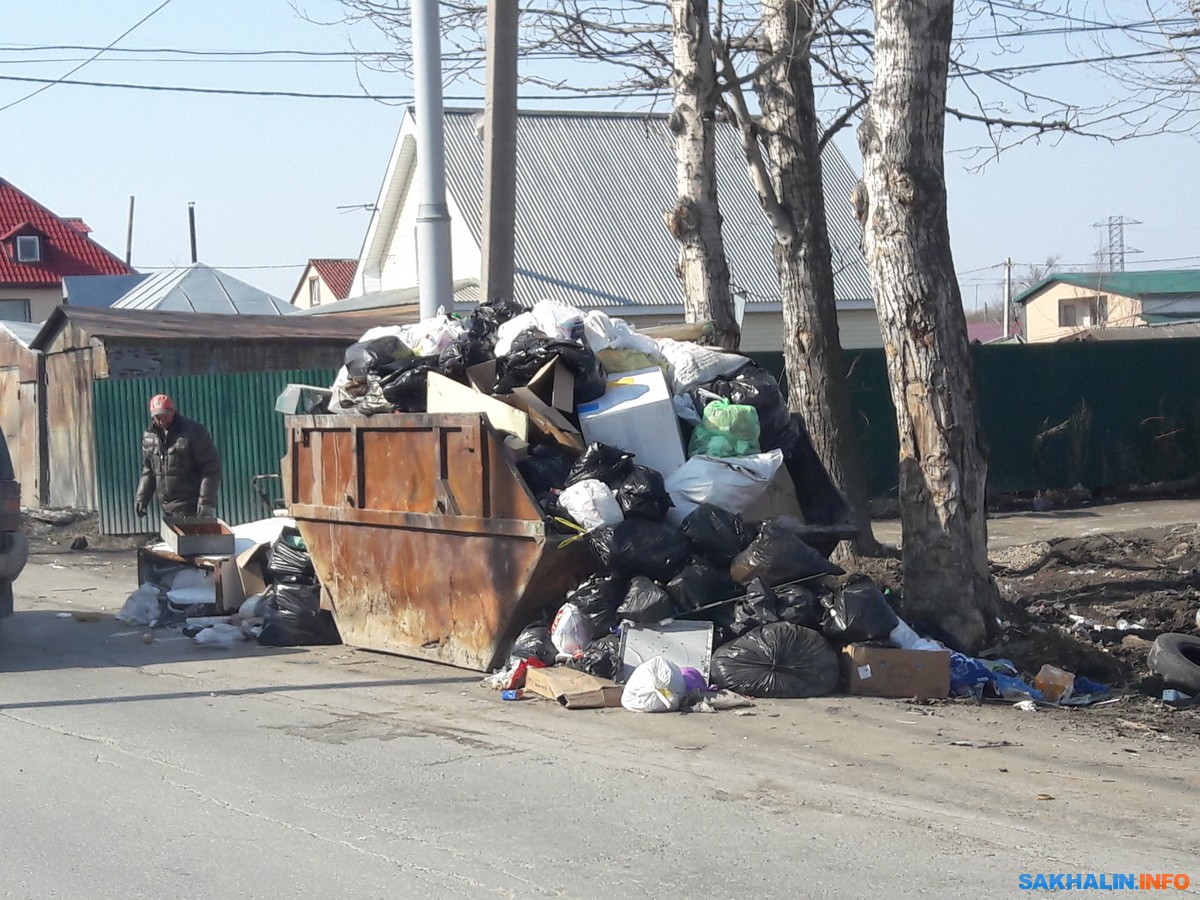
xmin=663 ymin=450 xmax=785 ymax=523
xmin=621 ymin=656 xmax=686 ymax=713
xmin=193 ymin=622 xmax=248 ymax=647
xmin=558 ymin=478 xmax=624 ymax=531
xmin=583 ymin=310 xmax=661 ymax=356
xmin=550 ymin=602 xmax=591 ymax=657
xmin=494 ymin=312 xmax=544 ymax=356
xmin=531 ymin=299 xmax=586 ymax=342
xmin=116 ymin=583 xmax=161 ymax=626
xmin=400 ymin=315 xmax=464 ymax=356
xmin=656 ymin=338 xmax=749 ymax=394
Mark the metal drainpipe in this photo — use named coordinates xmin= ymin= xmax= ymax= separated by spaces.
xmin=411 ymin=0 xmax=454 ymax=321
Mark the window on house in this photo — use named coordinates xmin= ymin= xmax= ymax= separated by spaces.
xmin=308 ymin=276 xmax=321 ymax=307
xmin=1059 ymin=301 xmax=1078 ymax=327
xmin=15 ymin=235 xmax=41 ymax=262
xmin=0 ymin=299 xmax=31 ymax=322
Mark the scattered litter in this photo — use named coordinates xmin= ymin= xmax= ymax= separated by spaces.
xmin=1014 ymin=700 xmax=1039 ymax=712
xmin=1036 ymin=793 xmax=1055 ymax=801
xmin=950 ymin=740 xmax=1019 ymax=749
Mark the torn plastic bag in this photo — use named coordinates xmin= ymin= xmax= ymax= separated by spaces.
xmin=666 ymin=559 xmax=741 ymax=612
xmin=257 ymin=584 xmax=341 ymax=647
xmin=664 ymin=450 xmax=784 ymax=523
xmin=616 ymin=465 xmax=672 ymax=520
xmin=550 ymin=602 xmax=591 ymax=657
xmin=510 ymin=625 xmax=558 ymax=666
xmin=344 ymin=335 xmax=413 ymax=378
xmin=567 ymin=634 xmax=623 ymax=681
xmin=680 ymin=504 xmax=754 ymax=566
xmin=687 ymin=399 xmax=762 ymax=459
xmin=729 ymin=518 xmax=844 ymax=586
xmin=821 ymin=577 xmax=899 ymax=644
xmin=267 ymin=527 xmax=317 ymax=584
xmin=566 ymin=573 xmax=628 ymax=639
xmin=616 ymin=576 xmax=676 ymax=625
xmin=606 ymin=519 xmax=691 ymax=583
xmin=710 ymin=622 xmax=839 ymax=698
xmin=116 ymin=583 xmax=162 ymax=626
xmin=566 ymin=441 xmax=635 ymax=489
xmin=621 ymin=655 xmax=686 ymax=712
xmin=693 ymin=365 xmax=801 ymax=457
xmin=516 ymin=445 xmax=574 ymax=495
xmin=559 ymin=478 xmax=624 ymax=531
xmin=379 ymin=355 xmax=440 ymax=412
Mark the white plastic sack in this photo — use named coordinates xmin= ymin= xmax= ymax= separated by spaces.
xmin=116 ymin=583 xmax=161 ymax=626
xmin=583 ymin=310 xmax=661 ymax=357
xmin=663 ymin=450 xmax=785 ymax=524
xmin=238 ymin=593 xmax=267 ymax=620
xmin=558 ymin=478 xmax=624 ymax=531
xmin=889 ymin=618 xmax=946 ymax=652
xmin=357 ymin=324 xmax=409 ymax=344
xmin=531 ymin=299 xmax=585 ymax=342
xmin=494 ymin=312 xmax=544 ymax=356
xmin=193 ymin=622 xmax=247 ymax=647
xmin=398 ymin=314 xmax=463 ymax=356
xmin=657 ymin=338 xmax=749 ymax=394
xmin=621 ymin=656 xmax=686 ymax=713
xmin=550 ymin=602 xmax=591 ymax=657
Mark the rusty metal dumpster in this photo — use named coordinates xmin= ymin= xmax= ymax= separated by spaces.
xmin=283 ymin=413 xmax=593 ymax=671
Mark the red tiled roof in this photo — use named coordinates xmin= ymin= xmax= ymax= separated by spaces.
xmin=310 ymin=258 xmax=357 ymax=300
xmin=0 ymin=178 xmax=134 ymax=287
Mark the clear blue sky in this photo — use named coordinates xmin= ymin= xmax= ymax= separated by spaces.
xmin=1 ymin=1 xmax=1195 ymax=309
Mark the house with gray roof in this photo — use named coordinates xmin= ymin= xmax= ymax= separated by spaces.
xmin=337 ymin=108 xmax=881 ymax=351
xmin=110 ymin=262 xmax=294 ymax=316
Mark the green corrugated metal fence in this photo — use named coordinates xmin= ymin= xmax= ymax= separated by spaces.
xmin=93 ymin=369 xmax=335 ymax=535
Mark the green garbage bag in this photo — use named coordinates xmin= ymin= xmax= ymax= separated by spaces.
xmin=688 ymin=399 xmax=762 ymax=458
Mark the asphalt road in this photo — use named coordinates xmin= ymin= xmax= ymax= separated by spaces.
xmin=1 ymin=543 xmax=1196 ymax=899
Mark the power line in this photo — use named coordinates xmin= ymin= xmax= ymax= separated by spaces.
xmin=0 ymin=0 xmax=175 ymax=114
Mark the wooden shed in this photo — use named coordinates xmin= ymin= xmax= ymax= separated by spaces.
xmin=29 ymin=306 xmax=399 ymax=512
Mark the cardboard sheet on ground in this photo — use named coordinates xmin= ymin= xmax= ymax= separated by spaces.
xmin=620 ymin=621 xmax=714 ymax=682
xmin=524 ymin=666 xmax=624 ymax=709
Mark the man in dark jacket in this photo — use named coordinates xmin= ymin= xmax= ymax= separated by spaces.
xmin=135 ymin=394 xmax=222 ymax=519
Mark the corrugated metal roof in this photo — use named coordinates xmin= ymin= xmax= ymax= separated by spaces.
xmin=0 ymin=319 xmax=41 ymax=347
xmin=435 ymin=109 xmax=872 ymax=310
xmin=31 ymin=305 xmax=401 ymax=351
xmin=1014 ymin=269 xmax=1200 ymax=305
xmin=111 ymin=263 xmax=294 ymax=315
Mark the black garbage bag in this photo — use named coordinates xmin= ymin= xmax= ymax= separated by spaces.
xmin=566 ymin=573 xmax=628 ymax=639
xmin=566 ymin=442 xmax=635 ymax=489
xmin=567 ymin=634 xmax=623 ymax=681
xmin=607 ymin=519 xmax=691 ymax=583
xmin=680 ymin=504 xmax=754 ymax=566
xmin=666 ymin=558 xmax=741 ymax=612
xmin=822 ymin=577 xmax=899 ymax=645
xmin=495 ymin=334 xmax=607 ymax=405
xmin=692 ymin=365 xmax=801 ymax=458
xmin=558 ymin=341 xmax=607 ymax=405
xmin=774 ymin=581 xmax=825 ymax=630
xmin=617 ymin=576 xmax=676 ymax=624
xmin=379 ymin=355 xmax=440 ymax=412
xmin=258 ymin=584 xmax=342 ymax=647
xmin=476 ymin=297 xmax=523 ymax=328
xmin=437 ymin=333 xmax=492 ymax=382
xmin=729 ymin=578 xmax=783 ymax=637
xmin=730 ymin=518 xmax=844 ymax=585
xmin=710 ymin=622 xmax=840 ymax=698
xmin=517 ymin=445 xmax=575 ymax=495
xmin=616 ymin=465 xmax=672 ymax=520
xmin=267 ymin=526 xmax=317 ymax=585
xmin=510 ymin=625 xmax=558 ymax=666
xmin=344 ymin=335 xmax=412 ymax=378
xmin=589 ymin=525 xmax=616 ymax=568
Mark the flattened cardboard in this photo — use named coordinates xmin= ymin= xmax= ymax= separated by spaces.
xmin=427 ymin=372 xmax=530 ymax=440
xmin=235 ymin=541 xmax=272 ymax=598
xmin=524 ymin=666 xmax=624 ymax=709
xmin=508 ymin=387 xmax=585 ymax=452
xmin=841 ymin=645 xmax=951 ymax=700
xmin=466 ymin=359 xmax=498 ymax=394
xmin=526 ymin=358 xmax=575 ymax=413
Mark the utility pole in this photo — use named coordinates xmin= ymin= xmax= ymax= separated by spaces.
xmin=125 ymin=195 xmax=135 ymax=266
xmin=187 ymin=202 xmax=197 ymax=264
xmin=1002 ymin=256 xmax=1012 ymax=337
xmin=412 ymin=0 xmax=454 ymax=320
xmin=480 ymin=0 xmax=519 ymax=306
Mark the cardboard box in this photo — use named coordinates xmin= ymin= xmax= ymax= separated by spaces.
xmin=427 ymin=372 xmax=530 ymax=441
xmin=235 ymin=541 xmax=272 ymax=598
xmin=525 ymin=358 xmax=575 ymax=414
xmin=576 ymin=367 xmax=686 ymax=478
xmin=160 ymin=517 xmax=235 ymax=557
xmin=524 ymin=666 xmax=624 ymax=709
xmin=841 ymin=645 xmax=951 ymax=699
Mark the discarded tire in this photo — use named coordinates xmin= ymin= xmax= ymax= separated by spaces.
xmin=1148 ymin=633 xmax=1200 ymax=695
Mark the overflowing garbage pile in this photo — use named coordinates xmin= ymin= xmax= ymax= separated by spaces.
xmin=117 ymin=523 xmax=340 ymax=649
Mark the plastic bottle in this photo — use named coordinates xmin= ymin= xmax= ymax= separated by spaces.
xmin=1033 ymin=664 xmax=1076 ymax=703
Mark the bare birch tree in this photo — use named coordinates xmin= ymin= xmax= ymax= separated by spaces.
xmin=855 ymin=0 xmax=997 ymax=650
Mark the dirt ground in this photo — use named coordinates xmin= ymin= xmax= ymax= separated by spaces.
xmin=20 ymin=507 xmax=1200 ymax=744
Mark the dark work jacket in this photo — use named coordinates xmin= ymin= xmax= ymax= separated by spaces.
xmin=135 ymin=414 xmax=222 ymax=516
